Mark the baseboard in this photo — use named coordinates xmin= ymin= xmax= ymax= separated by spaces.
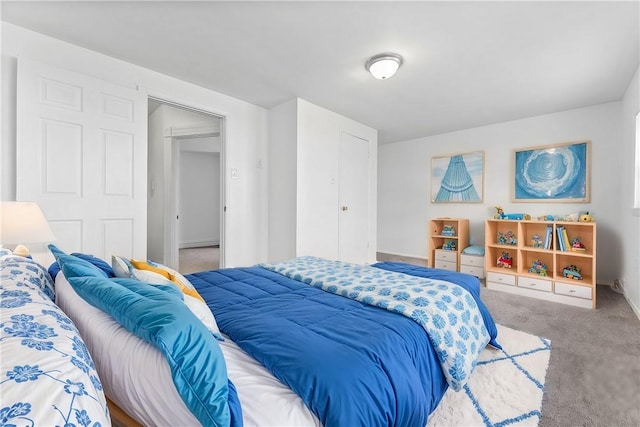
xmin=623 ymin=288 xmax=640 ymax=321
xmin=602 ymin=281 xmax=640 ymax=321
xmin=179 ymin=240 xmax=219 ymax=249
xmin=376 ymin=252 xmax=428 ymax=267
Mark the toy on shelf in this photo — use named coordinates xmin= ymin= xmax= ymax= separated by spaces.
xmin=528 ymin=259 xmax=548 ymax=276
xmin=441 ymin=225 xmax=456 ymax=236
xmin=579 ymin=212 xmax=594 ymax=222
xmin=560 ymin=213 xmax=579 ymax=222
xmin=494 ymin=206 xmax=531 ymax=220
xmin=442 ymin=240 xmax=457 ymax=251
xmin=496 ymin=251 xmax=513 ymax=268
xmin=498 ymin=230 xmax=517 ymax=246
xmin=570 ymin=237 xmax=586 ymax=252
xmin=563 ymin=265 xmax=582 ymax=280
xmin=531 ymin=234 xmax=542 ymax=248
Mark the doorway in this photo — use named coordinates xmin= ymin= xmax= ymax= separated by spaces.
xmin=147 ymin=98 xmax=225 ymax=272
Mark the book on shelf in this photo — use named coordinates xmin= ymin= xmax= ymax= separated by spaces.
xmin=544 ymin=225 xmax=553 ymax=250
xmin=562 ymin=228 xmax=571 ymax=252
xmin=556 ymin=226 xmax=566 ymax=251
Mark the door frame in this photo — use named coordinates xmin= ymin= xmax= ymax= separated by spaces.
xmin=147 ymin=95 xmax=227 ymax=269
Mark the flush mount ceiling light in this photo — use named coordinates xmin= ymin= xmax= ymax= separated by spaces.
xmin=365 ymin=53 xmax=403 ymax=80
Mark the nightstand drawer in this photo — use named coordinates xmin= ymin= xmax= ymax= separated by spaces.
xmin=460 ymin=254 xmax=484 ymax=267
xmin=486 ymin=271 xmax=516 ymax=286
xmin=435 ymin=249 xmax=457 ymax=262
xmin=435 ymin=260 xmax=457 ymax=271
xmin=554 ymin=282 xmax=592 ymax=300
xmin=518 ymin=276 xmax=552 ymax=292
xmin=460 ymin=264 xmax=484 ymax=278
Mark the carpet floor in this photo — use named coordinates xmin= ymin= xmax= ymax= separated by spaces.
xmin=481 ymin=284 xmax=640 ymax=427
xmin=179 ymin=246 xmax=220 ymax=274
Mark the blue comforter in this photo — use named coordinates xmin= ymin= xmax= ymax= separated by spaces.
xmin=188 ymin=262 xmax=499 ymax=427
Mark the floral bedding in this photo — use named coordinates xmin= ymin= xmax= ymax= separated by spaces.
xmin=0 ymin=251 xmax=110 ymax=426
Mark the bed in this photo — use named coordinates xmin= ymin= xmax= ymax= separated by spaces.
xmin=50 ymin=247 xmax=500 ymax=427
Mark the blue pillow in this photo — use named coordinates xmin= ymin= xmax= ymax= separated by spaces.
xmin=67 ymin=276 xmax=232 ymax=426
xmin=48 ymin=243 xmax=67 ymax=262
xmin=48 ymin=244 xmax=115 ymax=279
xmin=58 ymin=254 xmax=109 ymax=279
xmin=462 ymin=245 xmax=485 ymax=256
xmin=71 ymin=253 xmax=115 ymax=277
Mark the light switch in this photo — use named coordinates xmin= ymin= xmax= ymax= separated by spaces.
xmin=231 ymin=168 xmax=238 ymax=179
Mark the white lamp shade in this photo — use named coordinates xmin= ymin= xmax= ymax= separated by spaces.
xmin=365 ymin=53 xmax=403 ymax=80
xmin=0 ymin=202 xmax=56 ymax=245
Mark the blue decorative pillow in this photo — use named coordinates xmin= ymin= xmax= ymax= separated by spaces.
xmin=48 ymin=244 xmax=115 ymax=279
xmin=57 ymin=254 xmax=109 ymax=279
xmin=462 ymin=245 xmax=485 ymax=256
xmin=67 ymin=276 xmax=231 ymax=426
xmin=71 ymin=253 xmax=115 ymax=277
xmin=48 ymin=243 xmax=67 ymax=262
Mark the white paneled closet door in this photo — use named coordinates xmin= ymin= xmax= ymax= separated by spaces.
xmin=17 ymin=58 xmax=147 ymax=261
xmin=338 ymin=132 xmax=370 ymax=264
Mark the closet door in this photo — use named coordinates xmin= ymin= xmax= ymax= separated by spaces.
xmin=17 ymin=58 xmax=147 ymax=260
xmin=338 ymin=132 xmax=370 ymax=263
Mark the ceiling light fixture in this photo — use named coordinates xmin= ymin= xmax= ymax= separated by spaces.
xmin=365 ymin=53 xmax=403 ymax=80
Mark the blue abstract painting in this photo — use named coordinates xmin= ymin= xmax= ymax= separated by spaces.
xmin=432 ymin=151 xmax=483 ymax=203
xmin=514 ymin=141 xmax=589 ymax=202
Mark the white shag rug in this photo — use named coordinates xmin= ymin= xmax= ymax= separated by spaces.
xmin=428 ymin=324 xmax=551 ymax=427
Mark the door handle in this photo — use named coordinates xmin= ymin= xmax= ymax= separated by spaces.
xmin=341 ymin=206 xmax=349 ymax=211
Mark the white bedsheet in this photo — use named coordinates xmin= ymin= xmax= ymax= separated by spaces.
xmin=55 ymin=272 xmax=320 ymax=427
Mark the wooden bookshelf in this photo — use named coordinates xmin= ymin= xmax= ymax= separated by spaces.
xmin=485 ymin=219 xmax=597 ymax=309
xmin=428 ymin=218 xmax=469 ymax=272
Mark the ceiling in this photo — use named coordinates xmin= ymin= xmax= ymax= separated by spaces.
xmin=2 ymin=1 xmax=639 ymax=144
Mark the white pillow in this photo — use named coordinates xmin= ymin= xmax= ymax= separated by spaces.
xmin=130 ymin=268 xmax=172 ymax=285
xmin=112 ymin=255 xmax=133 ymax=278
xmin=183 ymin=294 xmax=223 ymax=340
xmin=128 ymin=268 xmax=223 ymax=340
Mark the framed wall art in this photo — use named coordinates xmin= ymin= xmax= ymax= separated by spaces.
xmin=513 ymin=140 xmax=590 ymax=202
xmin=431 ymin=151 xmax=484 ymax=203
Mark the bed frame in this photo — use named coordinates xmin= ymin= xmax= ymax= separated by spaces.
xmin=106 ymin=397 xmax=142 ymax=427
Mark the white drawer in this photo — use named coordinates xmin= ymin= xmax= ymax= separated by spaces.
xmin=460 ymin=265 xmax=485 ymax=279
xmin=435 ymin=249 xmax=457 ymax=262
xmin=486 ymin=271 xmax=516 ymax=286
xmin=435 ymin=259 xmax=457 ymax=271
xmin=460 ymin=254 xmax=484 ymax=267
xmin=554 ymin=281 xmax=593 ymax=300
xmin=518 ymin=276 xmax=552 ymax=292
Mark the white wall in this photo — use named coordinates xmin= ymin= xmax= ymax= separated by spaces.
xmin=267 ymin=99 xmax=298 ymax=262
xmin=1 ymin=23 xmax=268 ymax=267
xmin=180 ymin=150 xmax=220 ymax=247
xmin=620 ymin=65 xmax=640 ymax=316
xmin=378 ymin=102 xmax=624 ymax=285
